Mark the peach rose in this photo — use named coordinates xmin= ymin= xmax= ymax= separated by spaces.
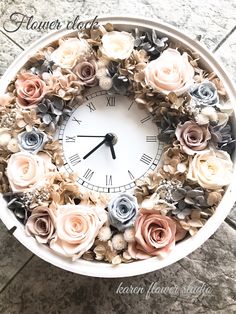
xmin=50 ymin=205 xmax=106 ymax=260
xmin=25 ymin=206 xmax=55 ymax=244
xmin=144 ymin=48 xmax=194 ymax=95
xmin=6 ymin=152 xmax=55 ymax=192
xmin=100 ymin=31 xmax=134 ymax=60
xmin=15 ymin=72 xmax=46 ymax=108
xmin=50 ymin=38 xmax=91 ymax=69
xmin=187 ymin=149 xmax=233 ymax=189
xmin=128 ymin=209 xmax=176 ymax=259
xmin=175 ymin=121 xmax=211 ymax=155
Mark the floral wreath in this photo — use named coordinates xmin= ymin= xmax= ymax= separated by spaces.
xmin=0 ymin=23 xmax=234 ymax=265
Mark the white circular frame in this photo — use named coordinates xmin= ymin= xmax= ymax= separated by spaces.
xmin=0 ymin=16 xmax=236 ymax=278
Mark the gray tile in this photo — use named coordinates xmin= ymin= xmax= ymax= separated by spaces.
xmin=0 ymin=221 xmax=33 ymax=292
xmin=0 ymin=222 xmax=234 ymax=314
xmin=0 ymin=0 xmax=236 ymax=50
xmin=0 ymin=33 xmax=22 ymax=77
xmin=215 ymin=30 xmax=236 ymax=83
xmin=215 ymin=31 xmax=236 ymax=224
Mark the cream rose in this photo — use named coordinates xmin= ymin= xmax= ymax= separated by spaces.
xmin=50 ymin=38 xmax=91 ymax=69
xmin=50 ymin=205 xmax=106 ymax=260
xmin=15 ymin=72 xmax=46 ymax=108
xmin=6 ymin=152 xmax=55 ymax=192
xmin=144 ymin=48 xmax=194 ymax=95
xmin=100 ymin=31 xmax=135 ymax=60
xmin=187 ymin=150 xmax=233 ymax=189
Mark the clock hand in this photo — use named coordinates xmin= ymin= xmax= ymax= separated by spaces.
xmin=83 ymin=133 xmax=117 ymax=160
xmin=83 ymin=138 xmax=107 ymax=160
xmin=108 ymin=140 xmax=116 ymax=159
xmin=77 ymin=135 xmax=105 ymax=138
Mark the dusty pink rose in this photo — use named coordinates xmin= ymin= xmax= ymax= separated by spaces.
xmin=25 ymin=206 xmax=55 ymax=244
xmin=72 ymin=60 xmax=98 ymax=86
xmin=144 ymin=48 xmax=194 ymax=95
xmin=50 ymin=205 xmax=105 ymax=260
xmin=15 ymin=72 xmax=46 ymax=108
xmin=175 ymin=121 xmax=211 ymax=155
xmin=6 ymin=152 xmax=55 ymax=192
xmin=128 ymin=209 xmax=176 ymax=259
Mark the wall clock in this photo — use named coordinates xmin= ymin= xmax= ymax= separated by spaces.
xmin=59 ymin=87 xmax=163 ymax=193
xmin=0 ymin=17 xmax=235 ymax=278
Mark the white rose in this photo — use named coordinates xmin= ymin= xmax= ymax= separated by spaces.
xmin=100 ymin=31 xmax=134 ymax=60
xmin=187 ymin=150 xmax=233 ymax=189
xmin=50 ymin=205 xmax=106 ymax=260
xmin=145 ymin=48 xmax=194 ymax=95
xmin=6 ymin=152 xmax=55 ymax=192
xmin=51 ymin=38 xmax=91 ymax=69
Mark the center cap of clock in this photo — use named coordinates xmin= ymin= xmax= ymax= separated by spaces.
xmin=105 ymin=133 xmax=117 ymax=145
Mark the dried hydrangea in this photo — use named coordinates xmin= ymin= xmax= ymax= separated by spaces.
xmin=37 ymin=95 xmax=71 ymax=133
xmin=133 ymin=28 xmax=168 ymax=60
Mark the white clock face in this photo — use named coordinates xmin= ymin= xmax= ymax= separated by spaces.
xmin=59 ymin=88 xmax=163 ymax=193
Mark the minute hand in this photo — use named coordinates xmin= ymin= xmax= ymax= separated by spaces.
xmin=83 ymin=138 xmax=106 ymax=160
xmin=77 ymin=135 xmax=105 ymax=138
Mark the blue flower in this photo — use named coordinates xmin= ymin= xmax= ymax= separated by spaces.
xmin=18 ymin=128 xmax=47 ymax=154
xmin=108 ymin=193 xmax=138 ymax=231
xmin=189 ymin=81 xmax=219 ymax=107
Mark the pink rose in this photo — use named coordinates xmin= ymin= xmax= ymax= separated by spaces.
xmin=15 ymin=72 xmax=46 ymax=108
xmin=25 ymin=206 xmax=55 ymax=244
xmin=72 ymin=60 xmax=98 ymax=86
xmin=144 ymin=48 xmax=194 ymax=95
xmin=6 ymin=152 xmax=55 ymax=192
xmin=50 ymin=205 xmax=105 ymax=260
xmin=128 ymin=209 xmax=176 ymax=259
xmin=175 ymin=121 xmax=211 ymax=155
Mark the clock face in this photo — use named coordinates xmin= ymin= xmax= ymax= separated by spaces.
xmin=59 ymin=88 xmax=164 ymax=193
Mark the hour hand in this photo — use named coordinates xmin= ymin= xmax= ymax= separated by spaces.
xmin=108 ymin=141 xmax=116 ymax=159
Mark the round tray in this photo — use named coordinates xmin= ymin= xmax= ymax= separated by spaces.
xmin=0 ymin=16 xmax=236 ymax=278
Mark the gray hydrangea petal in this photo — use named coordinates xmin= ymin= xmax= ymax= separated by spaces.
xmin=38 ymin=102 xmax=49 ymax=113
xmin=177 ymin=208 xmax=192 ymax=220
xmin=42 ymin=114 xmax=53 ymax=124
xmin=172 ymin=190 xmax=185 ymax=202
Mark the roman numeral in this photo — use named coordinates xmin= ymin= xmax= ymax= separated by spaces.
xmin=106 ymin=97 xmax=115 ymax=107
xmin=128 ymin=170 xmax=135 ymax=180
xmin=69 ymin=154 xmax=81 ymax=166
xmin=65 ymin=136 xmax=76 ymax=143
xmin=140 ymin=116 xmax=151 ymax=124
xmin=106 ymin=175 xmax=112 ymax=186
xmin=72 ymin=116 xmax=82 ymax=125
xmin=87 ymin=102 xmax=96 ymax=112
xmin=146 ymin=136 xmax=157 ymax=142
xmin=140 ymin=154 xmax=152 ymax=165
xmin=83 ymin=169 xmax=94 ymax=181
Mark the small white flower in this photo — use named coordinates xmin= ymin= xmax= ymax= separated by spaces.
xmin=111 ymin=233 xmax=127 ymax=250
xmin=123 ymin=227 xmax=135 ymax=243
xmin=100 ymin=31 xmax=135 ymax=60
xmin=99 ymin=76 xmax=113 ymax=90
xmin=0 ymin=128 xmax=11 ymax=146
xmin=98 ymin=226 xmax=112 ymax=242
